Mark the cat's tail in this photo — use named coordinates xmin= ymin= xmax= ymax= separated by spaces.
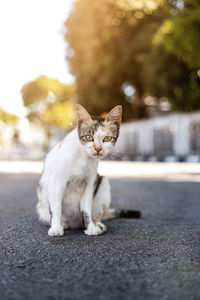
xmin=115 ymin=209 xmax=141 ymax=218
xmin=102 ymin=208 xmax=141 ymax=220
xmin=36 ymin=184 xmax=51 ymax=224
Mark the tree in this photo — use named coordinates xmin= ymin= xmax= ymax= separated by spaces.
xmin=65 ymin=0 xmax=200 ymax=117
xmin=21 ymin=76 xmax=76 ymax=129
xmin=0 ymin=107 xmax=18 ymax=124
xmin=65 ymin=0 xmax=165 ymax=121
xmin=157 ymin=0 xmax=200 ymax=68
xmin=151 ymin=0 xmax=200 ymax=111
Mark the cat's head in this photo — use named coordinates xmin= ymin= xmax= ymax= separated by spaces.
xmin=76 ymin=104 xmax=122 ymax=159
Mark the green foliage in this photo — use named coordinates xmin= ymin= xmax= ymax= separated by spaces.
xmin=65 ymin=0 xmax=200 ymax=116
xmin=21 ymin=76 xmax=75 ymax=129
xmin=142 ymin=44 xmax=190 ymax=101
xmin=172 ymin=80 xmax=200 ymax=111
xmin=43 ymin=101 xmax=75 ymax=128
xmin=157 ymin=0 xmax=200 ymax=68
xmin=22 ymin=76 xmax=63 ymax=106
xmin=0 ymin=107 xmax=18 ymax=124
xmin=65 ymin=0 xmax=165 ymax=120
xmin=150 ymin=0 xmax=200 ymax=111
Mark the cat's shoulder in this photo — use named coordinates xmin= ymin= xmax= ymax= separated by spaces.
xmin=56 ymin=128 xmax=78 ymax=150
xmin=44 ymin=129 xmax=78 ymax=164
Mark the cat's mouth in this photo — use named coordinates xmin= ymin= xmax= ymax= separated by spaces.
xmin=93 ymin=153 xmax=104 ymax=159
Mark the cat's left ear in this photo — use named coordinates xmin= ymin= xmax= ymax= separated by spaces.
xmin=76 ymin=104 xmax=92 ymax=124
xmin=106 ymin=105 xmax=122 ymax=125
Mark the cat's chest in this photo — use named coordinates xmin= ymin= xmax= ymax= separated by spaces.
xmin=70 ymin=155 xmax=97 ymax=179
xmin=66 ymin=158 xmax=97 ymax=193
xmin=71 ymin=162 xmax=89 ymax=179
xmin=66 ymin=177 xmax=87 ymax=193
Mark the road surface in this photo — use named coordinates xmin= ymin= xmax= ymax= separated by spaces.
xmin=0 ymin=161 xmax=200 ymax=300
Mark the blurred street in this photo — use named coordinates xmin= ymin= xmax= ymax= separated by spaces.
xmin=0 ymin=161 xmax=200 ymax=299
xmin=1 ymin=0 xmax=200 ymax=298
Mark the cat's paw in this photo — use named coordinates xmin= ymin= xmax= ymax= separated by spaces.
xmin=84 ymin=223 xmax=104 ymax=236
xmin=97 ymin=222 xmax=107 ymax=233
xmin=48 ymin=226 xmax=64 ymax=237
xmin=62 ymin=221 xmax=69 ymax=230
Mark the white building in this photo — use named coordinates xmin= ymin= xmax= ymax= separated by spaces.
xmin=114 ymin=112 xmax=200 ymax=162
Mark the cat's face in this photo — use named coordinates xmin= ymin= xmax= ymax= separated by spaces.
xmin=76 ymin=104 xmax=122 ymax=159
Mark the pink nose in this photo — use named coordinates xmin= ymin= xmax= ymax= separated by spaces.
xmin=95 ymin=147 xmax=102 ymax=153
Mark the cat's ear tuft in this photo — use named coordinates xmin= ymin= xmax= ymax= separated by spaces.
xmin=106 ymin=105 xmax=122 ymax=125
xmin=76 ymin=104 xmax=92 ymax=123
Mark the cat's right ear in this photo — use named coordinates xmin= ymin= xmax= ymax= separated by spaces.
xmin=76 ymin=104 xmax=92 ymax=124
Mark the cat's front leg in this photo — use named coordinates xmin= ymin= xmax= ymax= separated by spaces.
xmin=82 ymin=212 xmax=103 ymax=235
xmin=81 ymin=181 xmax=104 ymax=236
xmin=48 ymin=181 xmax=64 ymax=237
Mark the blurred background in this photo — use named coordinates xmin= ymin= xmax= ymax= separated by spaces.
xmin=1 ymin=2 xmax=200 ymax=297
xmin=1 ymin=0 xmax=200 ymax=162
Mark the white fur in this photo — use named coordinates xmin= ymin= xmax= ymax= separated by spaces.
xmin=85 ymin=127 xmax=115 ymax=159
xmin=37 ymin=128 xmax=114 ymax=236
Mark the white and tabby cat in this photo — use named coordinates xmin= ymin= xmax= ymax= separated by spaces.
xmin=37 ymin=104 xmax=140 ymax=237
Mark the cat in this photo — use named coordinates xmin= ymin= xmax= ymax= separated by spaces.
xmin=37 ymin=104 xmax=140 ymax=237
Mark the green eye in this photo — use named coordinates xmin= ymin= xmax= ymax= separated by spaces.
xmin=103 ymin=136 xmax=112 ymax=143
xmin=85 ymin=135 xmax=94 ymax=142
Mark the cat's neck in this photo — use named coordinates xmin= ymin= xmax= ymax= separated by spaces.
xmin=77 ymin=131 xmax=100 ymax=165
xmin=68 ymin=129 xmax=99 ymax=177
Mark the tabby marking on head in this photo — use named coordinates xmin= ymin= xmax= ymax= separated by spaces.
xmin=76 ymin=104 xmax=122 ymax=159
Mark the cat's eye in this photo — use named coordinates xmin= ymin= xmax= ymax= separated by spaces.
xmin=103 ymin=136 xmax=112 ymax=143
xmin=85 ymin=135 xmax=94 ymax=142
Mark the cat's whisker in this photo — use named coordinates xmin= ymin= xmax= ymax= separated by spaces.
xmin=105 ymin=153 xmax=117 ymax=160
xmin=112 ymin=150 xmax=134 ymax=155
xmin=107 ymin=152 xmax=123 ymax=161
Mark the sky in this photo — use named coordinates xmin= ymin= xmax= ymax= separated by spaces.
xmin=0 ymin=0 xmax=74 ymax=117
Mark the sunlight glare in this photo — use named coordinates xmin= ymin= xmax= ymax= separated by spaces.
xmin=0 ymin=0 xmax=73 ymax=117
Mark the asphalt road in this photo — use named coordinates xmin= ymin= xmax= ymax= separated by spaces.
xmin=0 ymin=169 xmax=200 ymax=300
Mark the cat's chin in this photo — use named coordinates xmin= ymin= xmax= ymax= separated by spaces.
xmin=93 ymin=154 xmax=103 ymax=159
xmin=88 ymin=153 xmax=105 ymax=160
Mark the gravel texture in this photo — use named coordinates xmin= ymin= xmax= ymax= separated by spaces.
xmin=0 ymin=173 xmax=200 ymax=300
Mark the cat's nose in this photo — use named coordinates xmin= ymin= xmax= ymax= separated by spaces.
xmin=95 ymin=147 xmax=102 ymax=153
